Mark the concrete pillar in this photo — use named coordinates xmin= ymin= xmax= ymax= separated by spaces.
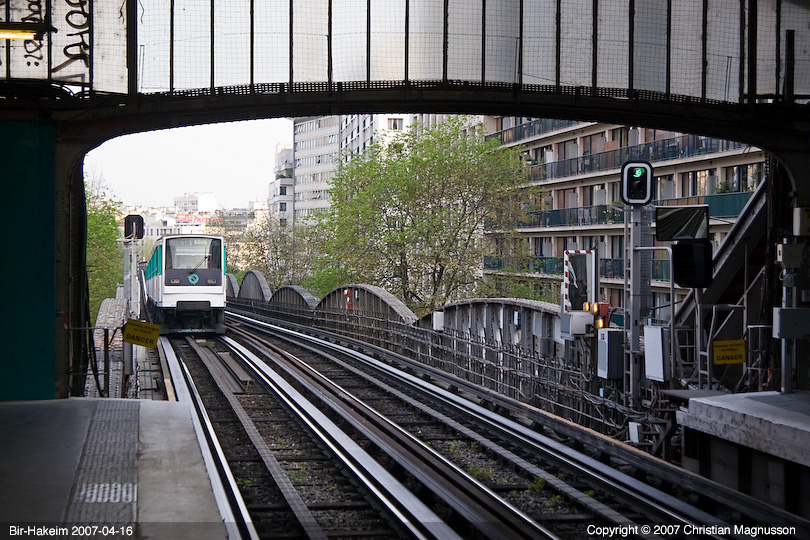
xmin=57 ymin=141 xmax=92 ymax=398
xmin=0 ymin=119 xmax=89 ymax=400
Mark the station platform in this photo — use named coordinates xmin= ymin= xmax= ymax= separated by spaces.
xmin=676 ymin=390 xmax=810 ymax=468
xmin=0 ymin=398 xmax=228 ymax=540
xmin=676 ymin=390 xmax=810 ymax=519
xmin=0 ymin=290 xmax=229 ymax=539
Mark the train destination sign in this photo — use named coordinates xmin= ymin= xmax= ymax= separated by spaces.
xmin=712 ymin=339 xmax=746 ymax=365
xmin=123 ymin=319 xmax=161 ymax=348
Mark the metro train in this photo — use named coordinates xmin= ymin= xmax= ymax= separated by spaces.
xmin=142 ymin=234 xmax=227 ymax=334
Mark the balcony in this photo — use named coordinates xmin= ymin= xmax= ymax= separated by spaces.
xmin=485 ymin=119 xmax=583 ymax=145
xmin=654 ymin=191 xmax=754 ymax=219
xmin=600 ymin=258 xmax=671 ymax=281
xmin=705 ymin=191 xmax=755 ymax=218
xmin=519 ymin=205 xmax=624 ymax=229
xmin=512 ymin=191 xmax=754 ymax=231
xmin=527 ymin=135 xmax=748 ymax=183
xmin=485 ymin=256 xmax=671 ymax=282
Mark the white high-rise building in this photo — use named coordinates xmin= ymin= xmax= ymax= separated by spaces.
xmin=269 ymin=145 xmax=294 ymax=224
xmin=173 ymin=192 xmax=219 ymax=213
xmin=292 ymin=116 xmax=340 ymax=220
xmin=292 ymin=114 xmax=419 ymax=221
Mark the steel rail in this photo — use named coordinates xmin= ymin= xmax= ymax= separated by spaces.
xmin=159 ymin=337 xmax=258 ymax=540
xmin=183 ymin=336 xmax=329 ymax=540
xmin=228 ymin=309 xmax=810 ymax=538
xmin=226 ymin=313 xmax=767 ymax=538
xmin=227 ymin=327 xmax=559 ymax=540
xmin=222 ymin=336 xmax=465 ymax=540
xmin=236 ymin=322 xmax=644 ymax=531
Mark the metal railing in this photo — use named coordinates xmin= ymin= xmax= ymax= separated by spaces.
xmin=526 ymin=135 xmax=748 ymax=183
xmin=511 ymin=191 xmax=754 ymax=232
xmin=485 ymin=119 xmax=584 ymax=145
xmin=518 ymin=204 xmax=625 ymax=228
xmin=485 ymin=255 xmax=671 ymax=281
xmin=228 ymin=298 xmax=637 ymax=438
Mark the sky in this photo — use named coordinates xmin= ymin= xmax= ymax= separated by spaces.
xmin=84 ymin=118 xmax=294 ymax=209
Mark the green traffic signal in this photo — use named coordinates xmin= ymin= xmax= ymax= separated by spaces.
xmin=621 ymin=161 xmax=653 ymax=205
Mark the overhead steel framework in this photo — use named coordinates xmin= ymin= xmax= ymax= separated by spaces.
xmin=2 ymin=0 xmax=808 ymax=104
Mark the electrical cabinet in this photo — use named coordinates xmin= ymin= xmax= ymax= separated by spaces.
xmin=644 ymin=326 xmax=671 ymax=382
xmin=597 ymin=329 xmax=623 ymax=379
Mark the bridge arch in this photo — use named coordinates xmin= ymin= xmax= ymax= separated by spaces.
xmin=318 ymin=284 xmax=417 ymax=324
xmin=269 ymin=286 xmax=319 ymax=311
xmin=225 ymin=274 xmax=240 ymax=299
xmin=237 ymin=270 xmax=274 ymax=302
xmin=3 ymin=0 xmax=810 ymax=399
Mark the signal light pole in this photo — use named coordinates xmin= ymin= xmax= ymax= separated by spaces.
xmin=621 ymin=161 xmax=653 ymax=406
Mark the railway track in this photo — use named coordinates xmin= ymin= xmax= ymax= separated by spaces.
xmin=169 ymin=335 xmax=458 ymax=539
xmin=224 ymin=310 xmax=810 ymax=540
xmin=170 ymin=332 xmax=562 ymax=538
xmin=159 ymin=309 xmax=809 ymax=540
xmin=223 ymin=329 xmax=555 ymax=540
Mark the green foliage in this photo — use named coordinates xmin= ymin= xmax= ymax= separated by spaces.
xmin=235 ymin=477 xmax=253 ymax=489
xmin=468 ymin=465 xmax=492 ymax=482
xmin=85 ymin=181 xmax=122 ymax=326
xmin=529 ymin=476 xmax=547 ymax=493
xmin=481 ymin=275 xmax=558 ymax=303
xmin=242 ymin=218 xmax=318 ymax=291
xmin=314 ymin=116 xmax=541 ymax=315
xmin=209 ymin=212 xmax=320 ymax=292
xmin=713 ymin=180 xmax=733 ymax=194
xmin=290 ymin=467 xmax=309 ymax=483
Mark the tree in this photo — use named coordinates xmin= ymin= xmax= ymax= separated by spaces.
xmin=205 ymin=209 xmax=253 ymax=283
xmin=239 ymin=215 xmax=319 ymax=291
xmin=313 ymin=116 xmax=541 ymax=315
xmin=85 ymin=178 xmax=123 ymax=325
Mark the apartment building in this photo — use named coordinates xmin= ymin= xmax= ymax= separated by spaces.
xmin=485 ymin=117 xmax=765 ymax=319
xmin=292 ymin=113 xmax=417 ymax=220
xmin=270 ymin=145 xmax=294 ymax=224
xmin=293 ymin=116 xmax=340 ymax=220
xmin=173 ymin=192 xmax=219 ymax=213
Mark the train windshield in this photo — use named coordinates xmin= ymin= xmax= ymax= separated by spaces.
xmin=165 ymin=237 xmax=222 ymax=270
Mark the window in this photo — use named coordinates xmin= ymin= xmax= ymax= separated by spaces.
xmin=280 ymin=202 xmax=287 ymax=211
xmin=388 ymin=118 xmax=403 ymax=130
xmin=655 ymin=174 xmax=674 ymax=200
xmin=559 ymin=139 xmax=578 ymax=159
xmin=165 ymin=237 xmax=222 ymax=270
xmin=725 ymin=163 xmax=763 ymax=192
xmin=581 ymin=133 xmax=606 ymax=155
xmin=279 ymin=186 xmax=287 ymax=196
xmin=681 ymin=170 xmax=711 ymax=197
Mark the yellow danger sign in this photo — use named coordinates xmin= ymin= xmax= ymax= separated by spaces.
xmin=713 ymin=339 xmax=746 ymax=365
xmin=123 ymin=319 xmax=161 ymax=348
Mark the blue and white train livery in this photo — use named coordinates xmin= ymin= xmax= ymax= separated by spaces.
xmin=143 ymin=234 xmax=226 ymax=334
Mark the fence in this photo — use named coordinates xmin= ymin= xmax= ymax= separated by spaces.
xmin=228 ymin=296 xmax=637 ymax=437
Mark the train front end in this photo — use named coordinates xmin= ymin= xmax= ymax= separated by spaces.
xmin=147 ymin=235 xmax=227 ymax=334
